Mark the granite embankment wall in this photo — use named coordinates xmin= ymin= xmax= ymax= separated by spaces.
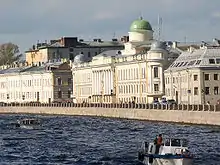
xmin=0 ymin=104 xmax=219 ymax=126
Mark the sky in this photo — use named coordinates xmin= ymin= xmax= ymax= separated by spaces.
xmin=0 ymin=0 xmax=220 ymax=54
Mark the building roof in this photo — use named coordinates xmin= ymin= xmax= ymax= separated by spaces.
xmin=79 ymin=40 xmax=124 ymax=48
xmin=25 ymin=39 xmax=124 ymax=53
xmin=130 ymin=17 xmax=152 ymax=32
xmin=165 ymin=46 xmax=220 ymax=72
xmin=0 ymin=62 xmax=68 ymax=75
xmin=92 ymin=50 xmax=122 ymax=61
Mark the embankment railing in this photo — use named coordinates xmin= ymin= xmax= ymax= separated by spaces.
xmin=0 ymin=102 xmax=220 ymax=112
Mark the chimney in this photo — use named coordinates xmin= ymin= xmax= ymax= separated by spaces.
xmin=172 ymin=41 xmax=177 ymax=48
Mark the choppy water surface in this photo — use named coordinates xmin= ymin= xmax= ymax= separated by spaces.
xmin=0 ymin=114 xmax=219 ymax=165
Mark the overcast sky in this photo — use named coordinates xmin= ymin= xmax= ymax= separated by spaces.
xmin=0 ymin=0 xmax=220 ymax=53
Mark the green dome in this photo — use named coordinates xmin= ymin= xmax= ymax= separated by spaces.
xmin=130 ymin=17 xmax=152 ymax=32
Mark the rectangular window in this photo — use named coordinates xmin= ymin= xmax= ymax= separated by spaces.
xmin=68 ymin=90 xmax=71 ymax=98
xmin=214 ymin=74 xmax=218 ymax=80
xmin=88 ymin=52 xmax=91 ymax=58
xmin=193 ymin=75 xmax=198 ymax=81
xmin=68 ymin=78 xmax=72 ymax=85
xmin=57 ymin=77 xmax=62 ymax=85
xmin=204 ymin=74 xmax=209 ymax=80
xmin=216 ymin=58 xmax=220 ymax=64
xmin=194 ymin=87 xmax=198 ymax=95
xmin=153 ymin=67 xmax=158 ymax=78
xmin=58 ymin=91 xmax=62 ymax=98
xmin=209 ymin=59 xmax=215 ymax=64
xmin=214 ymin=87 xmax=219 ymax=95
xmin=154 ymin=84 xmax=159 ymax=91
xmin=205 ymin=87 xmax=210 ymax=95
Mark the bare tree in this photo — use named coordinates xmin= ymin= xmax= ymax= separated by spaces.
xmin=0 ymin=42 xmax=22 ymax=65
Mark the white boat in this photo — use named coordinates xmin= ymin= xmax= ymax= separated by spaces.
xmin=16 ymin=118 xmax=41 ymax=129
xmin=138 ymin=137 xmax=193 ymax=165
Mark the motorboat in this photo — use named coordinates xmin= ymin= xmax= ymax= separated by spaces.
xmin=138 ymin=137 xmax=193 ymax=165
xmin=16 ymin=118 xmax=41 ymax=129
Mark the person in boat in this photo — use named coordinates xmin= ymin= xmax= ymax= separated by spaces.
xmin=155 ymin=134 xmax=163 ymax=154
xmin=154 ymin=136 xmax=158 ymax=144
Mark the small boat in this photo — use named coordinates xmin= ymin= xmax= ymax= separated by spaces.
xmin=138 ymin=137 xmax=193 ymax=165
xmin=16 ymin=118 xmax=41 ymax=129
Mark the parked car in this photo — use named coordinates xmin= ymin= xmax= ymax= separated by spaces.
xmin=152 ymin=100 xmax=160 ymax=105
xmin=160 ymin=100 xmax=168 ymax=105
xmin=166 ymin=99 xmax=177 ymax=105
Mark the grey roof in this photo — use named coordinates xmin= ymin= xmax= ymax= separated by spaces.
xmin=20 ymin=65 xmax=46 ymax=72
xmin=93 ymin=50 xmax=122 ymax=58
xmin=149 ymin=41 xmax=167 ymax=52
xmin=0 ymin=62 xmax=66 ymax=75
xmin=0 ymin=66 xmax=33 ymax=74
xmin=165 ymin=46 xmax=220 ymax=72
xmin=80 ymin=41 xmax=124 ymax=47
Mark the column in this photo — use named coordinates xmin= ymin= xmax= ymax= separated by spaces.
xmin=110 ymin=70 xmax=113 ymax=94
xmin=104 ymin=70 xmax=106 ymax=94
xmin=160 ymin=66 xmax=163 ymax=92
xmin=148 ymin=65 xmax=152 ymax=93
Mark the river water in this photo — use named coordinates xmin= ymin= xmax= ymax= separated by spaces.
xmin=0 ymin=114 xmax=219 ymax=165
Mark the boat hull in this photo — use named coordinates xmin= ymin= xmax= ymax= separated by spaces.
xmin=142 ymin=157 xmax=193 ymax=165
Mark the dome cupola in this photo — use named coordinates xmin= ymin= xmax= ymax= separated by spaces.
xmin=130 ymin=17 xmax=152 ymax=32
xmin=73 ymin=53 xmax=86 ymax=64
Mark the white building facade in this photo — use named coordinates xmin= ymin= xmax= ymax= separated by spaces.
xmin=0 ymin=62 xmax=72 ymax=103
xmin=164 ymin=45 xmax=220 ymax=105
xmin=71 ymin=17 xmax=175 ymax=104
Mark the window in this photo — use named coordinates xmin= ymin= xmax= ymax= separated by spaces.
xmin=194 ymin=87 xmax=198 ymax=95
xmin=68 ymin=78 xmax=72 ymax=85
xmin=164 ymin=139 xmax=170 ymax=146
xmin=195 ymin=60 xmax=201 ymax=65
xmin=205 ymin=87 xmax=210 ymax=95
xmin=187 ymin=60 xmax=196 ymax=66
xmin=209 ymin=59 xmax=215 ymax=64
xmin=178 ymin=62 xmax=184 ymax=67
xmin=88 ymin=52 xmax=91 ymax=58
xmin=216 ymin=58 xmax=220 ymax=64
xmin=214 ymin=74 xmax=218 ymax=80
xmin=68 ymin=90 xmax=72 ymax=98
xmin=183 ymin=62 xmax=188 ymax=66
xmin=57 ymin=77 xmax=62 ymax=85
xmin=69 ymin=53 xmax=74 ymax=60
xmin=171 ymin=139 xmax=181 ymax=147
xmin=153 ymin=67 xmax=159 ymax=78
xmin=214 ymin=87 xmax=219 ymax=95
xmin=59 ymin=52 xmax=63 ymax=58
xmin=204 ymin=74 xmax=209 ymax=80
xmin=58 ymin=91 xmax=62 ymax=98
xmin=69 ymin=47 xmax=74 ymax=52
xmin=154 ymin=84 xmax=159 ymax=91
xmin=52 ymin=52 xmax=56 ymax=58
xmin=193 ymin=75 xmax=198 ymax=81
